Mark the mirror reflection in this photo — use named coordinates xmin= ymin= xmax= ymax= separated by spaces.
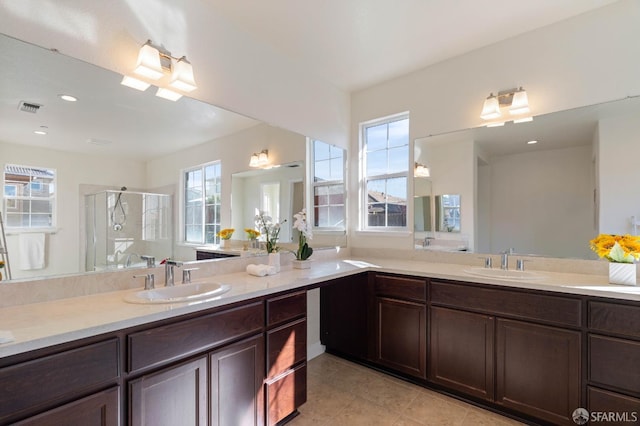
xmin=414 ymin=95 xmax=640 ymax=259
xmin=0 ymin=33 xmax=319 ymax=282
xmin=231 ymin=162 xmax=305 ymax=245
xmin=435 ymin=194 xmax=460 ymax=233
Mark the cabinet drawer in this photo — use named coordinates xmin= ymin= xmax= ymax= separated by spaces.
xmin=431 ymin=281 xmax=582 ymax=327
xmin=128 ymin=301 xmax=264 ymax=372
xmin=588 ymin=387 xmax=640 ymax=418
xmin=265 ymin=363 xmax=307 ymax=426
xmin=267 ymin=318 xmax=307 ymax=379
xmin=267 ymin=291 xmax=306 ymax=327
xmin=375 ymin=274 xmax=426 ymax=302
xmin=589 ymin=334 xmax=640 ymax=395
xmin=0 ymin=338 xmax=120 ymax=423
xmin=589 ymin=301 xmax=640 ymax=339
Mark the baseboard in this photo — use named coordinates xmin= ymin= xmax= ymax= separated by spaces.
xmin=307 ymin=341 xmax=326 ymax=360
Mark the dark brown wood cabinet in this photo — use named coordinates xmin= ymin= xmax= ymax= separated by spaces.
xmin=320 ymin=273 xmax=369 ymax=359
xmin=265 ymin=291 xmax=308 ymax=425
xmin=14 ymin=387 xmax=120 ymax=426
xmin=210 ymin=335 xmax=265 ymax=426
xmin=373 ymin=274 xmax=427 ymax=379
xmin=429 ymin=306 xmax=494 ymax=400
xmin=129 ymin=357 xmax=208 ymax=426
xmin=495 ymin=318 xmax=581 ymax=425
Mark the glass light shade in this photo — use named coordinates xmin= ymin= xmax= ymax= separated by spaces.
xmin=169 ymin=58 xmax=197 ymax=92
xmin=480 ymin=95 xmax=501 ymax=120
xmin=134 ymin=44 xmax=164 ymax=80
xmin=510 ymin=90 xmax=530 ymax=115
xmin=249 ymin=153 xmax=260 ymax=167
xmin=155 ymin=87 xmax=182 ymax=101
xmin=414 ymin=164 xmax=430 ymax=177
xmin=258 ymin=151 xmax=269 ymax=165
xmin=120 ymin=75 xmax=151 ymax=91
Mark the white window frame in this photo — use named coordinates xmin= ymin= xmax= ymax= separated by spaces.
xmin=2 ymin=163 xmax=57 ymax=231
xmin=181 ymin=160 xmax=222 ymax=245
xmin=359 ymin=112 xmax=410 ymax=232
xmin=309 ymin=139 xmax=346 ymax=232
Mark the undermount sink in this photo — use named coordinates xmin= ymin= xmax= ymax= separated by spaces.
xmin=463 ymin=267 xmax=545 ymax=281
xmin=124 ymin=281 xmax=231 ymax=304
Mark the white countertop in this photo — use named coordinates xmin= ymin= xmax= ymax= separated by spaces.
xmin=1 ymin=257 xmax=639 ymax=358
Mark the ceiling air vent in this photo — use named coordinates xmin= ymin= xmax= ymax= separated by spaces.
xmin=18 ymin=101 xmax=43 ymax=113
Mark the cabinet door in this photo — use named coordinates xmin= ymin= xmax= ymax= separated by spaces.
xmin=429 ymin=306 xmax=494 ymax=400
xmin=496 ymin=319 xmax=581 ymax=426
xmin=375 ymin=296 xmax=426 ymax=379
xmin=129 ymin=357 xmax=207 ymax=426
xmin=210 ymin=335 xmax=265 ymax=426
xmin=15 ymin=387 xmax=120 ymax=426
xmin=320 ymin=274 xmax=369 ymax=359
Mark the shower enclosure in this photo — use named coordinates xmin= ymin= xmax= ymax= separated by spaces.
xmin=85 ymin=190 xmax=172 ymax=271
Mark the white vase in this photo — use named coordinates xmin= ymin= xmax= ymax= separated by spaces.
xmin=268 ymin=252 xmax=280 ymax=273
xmin=222 ymin=239 xmax=231 ymax=249
xmin=609 ymin=262 xmax=636 ymax=286
xmin=292 ymin=259 xmax=311 ymax=269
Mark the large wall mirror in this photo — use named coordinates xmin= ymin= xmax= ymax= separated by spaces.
xmin=414 ymin=95 xmax=640 ymax=259
xmin=0 ymin=33 xmax=334 ymax=282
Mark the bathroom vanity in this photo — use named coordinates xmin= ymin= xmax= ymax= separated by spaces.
xmin=1 ymin=257 xmax=639 ymax=425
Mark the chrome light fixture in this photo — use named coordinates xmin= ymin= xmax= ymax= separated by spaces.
xmin=121 ymin=40 xmax=197 ymax=101
xmin=249 ymin=150 xmax=269 ymax=167
xmin=480 ymin=87 xmax=531 ymax=125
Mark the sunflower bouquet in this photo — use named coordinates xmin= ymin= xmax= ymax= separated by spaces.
xmin=217 ymin=228 xmax=235 ymax=240
xmin=245 ymin=228 xmax=261 ymax=240
xmin=589 ymin=234 xmax=640 ymax=263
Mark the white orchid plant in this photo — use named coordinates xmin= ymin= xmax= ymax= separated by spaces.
xmin=255 ymin=211 xmax=286 ymax=253
xmin=293 ymin=208 xmax=313 ymax=261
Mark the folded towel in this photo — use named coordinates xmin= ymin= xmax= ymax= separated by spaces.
xmin=246 ymin=264 xmax=277 ymax=277
xmin=19 ymin=233 xmax=45 ymax=270
xmin=0 ymin=330 xmax=15 ymax=344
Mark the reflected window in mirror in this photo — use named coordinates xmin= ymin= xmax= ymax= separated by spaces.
xmin=435 ymin=194 xmax=461 ymax=233
xmin=311 ymin=140 xmax=345 ymax=230
xmin=183 ymin=161 xmax=221 ymax=245
xmin=360 ymin=114 xmax=409 ymax=230
xmin=260 ymin=182 xmax=280 ymax=222
xmin=3 ymin=164 xmax=56 ymax=230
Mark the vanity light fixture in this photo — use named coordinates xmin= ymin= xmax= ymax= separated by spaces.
xmin=480 ymin=87 xmax=531 ymax=124
xmin=414 ymin=162 xmax=430 ymax=177
xmin=120 ymin=40 xmax=197 ymax=100
xmin=249 ymin=150 xmax=269 ymax=167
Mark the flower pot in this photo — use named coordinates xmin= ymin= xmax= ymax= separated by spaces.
xmin=609 ymin=262 xmax=636 ymax=286
xmin=292 ymin=259 xmax=311 ymax=269
xmin=268 ymin=252 xmax=280 ymax=273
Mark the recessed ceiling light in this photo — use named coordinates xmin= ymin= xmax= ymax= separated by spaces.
xmin=527 ymin=140 xmax=538 ymax=145
xmin=59 ymin=94 xmax=77 ymax=102
xmin=34 ymin=125 xmax=48 ymax=135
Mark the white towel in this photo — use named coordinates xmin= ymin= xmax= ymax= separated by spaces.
xmin=19 ymin=233 xmax=45 ymax=270
xmin=246 ymin=264 xmax=277 ymax=277
xmin=0 ymin=330 xmax=15 ymax=344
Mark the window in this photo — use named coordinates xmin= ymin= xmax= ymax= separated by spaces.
xmin=3 ymin=164 xmax=56 ymax=229
xmin=361 ymin=114 xmax=409 ymax=229
xmin=183 ymin=161 xmax=221 ymax=244
xmin=311 ymin=140 xmax=345 ymax=230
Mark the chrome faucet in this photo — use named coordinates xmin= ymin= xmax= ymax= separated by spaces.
xmin=140 ymin=255 xmax=156 ymax=268
xmin=164 ymin=260 xmax=183 ymax=287
xmin=424 ymin=237 xmax=435 ymax=247
xmin=500 ymin=248 xmax=514 ymax=270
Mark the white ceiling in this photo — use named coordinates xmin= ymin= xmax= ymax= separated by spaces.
xmin=0 ymin=1 xmax=620 ymax=160
xmin=207 ymin=0 xmax=619 ymax=91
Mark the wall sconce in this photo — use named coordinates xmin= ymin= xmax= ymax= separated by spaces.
xmin=480 ymin=87 xmax=531 ymax=125
xmin=120 ymin=40 xmax=197 ymax=101
xmin=249 ymin=150 xmax=269 ymax=167
xmin=414 ymin=162 xmax=430 ymax=177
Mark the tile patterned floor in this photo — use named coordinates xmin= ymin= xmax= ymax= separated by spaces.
xmin=289 ymin=353 xmax=526 ymax=426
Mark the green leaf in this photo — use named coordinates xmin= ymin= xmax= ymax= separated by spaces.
xmin=609 ymin=242 xmax=635 ymax=263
